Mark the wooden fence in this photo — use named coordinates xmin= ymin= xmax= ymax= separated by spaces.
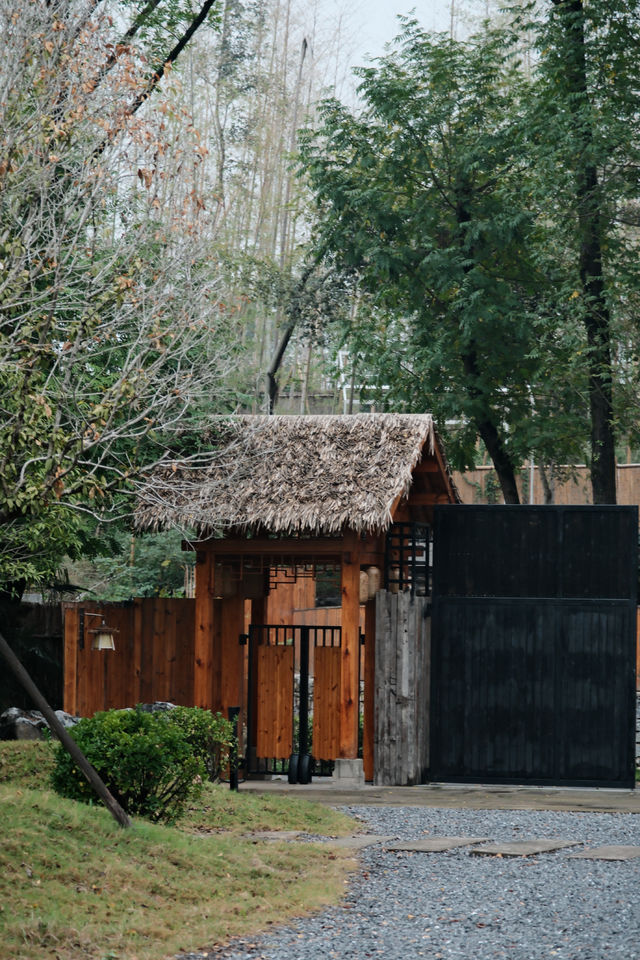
xmin=454 ymin=462 xmax=640 ymax=506
xmin=374 ymin=591 xmax=430 ymax=786
xmin=63 ymin=599 xmax=195 ymax=716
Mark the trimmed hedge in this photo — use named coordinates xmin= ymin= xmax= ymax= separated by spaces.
xmin=167 ymin=706 xmax=234 ymax=782
xmin=50 ymin=707 xmax=211 ymax=823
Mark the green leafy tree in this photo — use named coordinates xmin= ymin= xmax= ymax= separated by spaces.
xmin=300 ymin=21 xmax=587 ymax=501
xmin=87 ymin=529 xmax=194 ymax=599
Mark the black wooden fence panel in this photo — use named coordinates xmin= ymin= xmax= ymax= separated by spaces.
xmin=431 ymin=506 xmax=637 ymax=787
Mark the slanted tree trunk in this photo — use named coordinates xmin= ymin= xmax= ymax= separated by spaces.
xmin=540 ymin=464 xmax=555 ymax=504
xmin=0 ymin=631 xmax=131 ymax=828
xmin=461 ymin=351 xmax=520 ymax=504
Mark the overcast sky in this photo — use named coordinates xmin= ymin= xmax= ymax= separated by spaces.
xmin=347 ymin=1 xmax=452 ymax=64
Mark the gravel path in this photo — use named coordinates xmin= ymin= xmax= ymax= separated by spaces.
xmin=189 ymin=805 xmax=640 ymax=960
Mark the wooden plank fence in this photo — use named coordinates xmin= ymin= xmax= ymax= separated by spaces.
xmin=374 ymin=590 xmax=430 ymax=786
xmin=63 ymin=599 xmax=195 ymax=716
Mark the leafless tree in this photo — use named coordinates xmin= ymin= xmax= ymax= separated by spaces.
xmin=0 ymin=0 xmax=238 ymax=586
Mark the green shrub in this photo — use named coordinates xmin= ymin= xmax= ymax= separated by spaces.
xmin=51 ymin=708 xmax=204 ymax=823
xmin=166 ymin=706 xmax=234 ymax=781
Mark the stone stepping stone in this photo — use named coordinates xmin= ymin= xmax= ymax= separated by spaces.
xmin=326 ymin=835 xmax=395 ymax=850
xmin=470 ymin=839 xmax=580 ymax=857
xmin=568 ymin=845 xmax=640 ymax=861
xmin=385 ymin=836 xmax=489 ymax=852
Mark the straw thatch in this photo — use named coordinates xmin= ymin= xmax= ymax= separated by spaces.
xmin=136 ymin=413 xmax=457 ymax=537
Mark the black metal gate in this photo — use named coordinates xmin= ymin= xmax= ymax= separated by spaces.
xmin=430 ymin=505 xmax=637 ymax=787
xmin=245 ymin=624 xmax=341 ymax=779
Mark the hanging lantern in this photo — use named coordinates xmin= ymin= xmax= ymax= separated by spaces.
xmin=366 ymin=566 xmax=381 ymax=598
xmin=89 ymin=618 xmax=117 ymax=651
xmin=359 ymin=570 xmax=369 ymax=604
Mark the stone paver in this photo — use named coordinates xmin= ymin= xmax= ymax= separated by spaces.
xmin=568 ymin=844 xmax=640 ymax=860
xmin=470 ymin=839 xmax=580 ymax=857
xmin=324 ymin=834 xmax=394 ymax=850
xmin=238 ymin=779 xmax=640 ymax=814
xmin=385 ymin=836 xmax=489 ymax=852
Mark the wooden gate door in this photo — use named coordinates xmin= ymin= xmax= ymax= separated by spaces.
xmin=246 ymin=624 xmax=342 ymax=777
xmin=430 ymin=505 xmax=637 ymax=787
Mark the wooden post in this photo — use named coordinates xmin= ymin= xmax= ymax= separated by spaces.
xmin=340 ymin=530 xmax=361 ymax=758
xmin=0 ymin=631 xmax=131 ymax=828
xmin=219 ymin=594 xmax=245 ymax=715
xmin=194 ymin=549 xmax=215 ymax=708
xmin=248 ymin=597 xmax=266 ymax=749
xmin=362 ymin=596 xmax=376 ymax=780
xmin=374 ymin=591 xmax=429 ymax=785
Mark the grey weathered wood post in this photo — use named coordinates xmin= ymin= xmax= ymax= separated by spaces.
xmin=374 ymin=591 xmax=430 ymax=786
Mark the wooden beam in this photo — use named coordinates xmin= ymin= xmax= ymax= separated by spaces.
xmin=340 ymin=530 xmax=361 ymax=758
xmin=193 ymin=538 xmax=343 ymax=559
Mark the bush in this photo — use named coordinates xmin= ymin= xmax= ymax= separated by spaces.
xmin=166 ymin=706 xmax=234 ymax=781
xmin=51 ymin=708 xmax=204 ymax=823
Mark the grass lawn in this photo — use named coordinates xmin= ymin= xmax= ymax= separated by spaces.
xmin=0 ymin=742 xmax=358 ymax=960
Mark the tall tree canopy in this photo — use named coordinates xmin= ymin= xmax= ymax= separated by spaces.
xmin=300 ymin=4 xmax=640 ymax=503
xmin=299 ymin=20 xmax=586 ymax=502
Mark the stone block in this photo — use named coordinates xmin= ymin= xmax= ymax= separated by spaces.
xmin=470 ymin=839 xmax=580 ymax=857
xmin=385 ymin=836 xmax=489 ymax=852
xmin=331 ymin=758 xmax=365 ymax=786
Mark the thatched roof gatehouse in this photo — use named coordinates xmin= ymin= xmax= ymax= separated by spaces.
xmin=137 ymin=413 xmax=458 ymax=781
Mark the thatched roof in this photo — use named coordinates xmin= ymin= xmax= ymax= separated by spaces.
xmin=136 ymin=413 xmax=457 ymax=537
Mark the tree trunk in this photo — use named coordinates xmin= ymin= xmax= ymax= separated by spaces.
xmin=540 ymin=464 xmax=555 ymax=504
xmin=552 ymin=0 xmax=617 ymax=503
xmin=461 ymin=351 xmax=520 ymax=504
xmin=455 ymin=185 xmax=520 ymax=505
xmin=476 ymin=418 xmax=520 ymax=504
